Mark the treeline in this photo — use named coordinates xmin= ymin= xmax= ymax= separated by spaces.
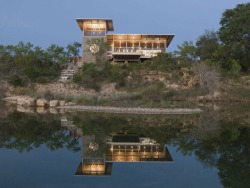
xmin=0 ymin=41 xmax=81 ymax=86
xmin=0 ymin=111 xmax=81 ymax=152
xmin=174 ymin=3 xmax=250 ymax=75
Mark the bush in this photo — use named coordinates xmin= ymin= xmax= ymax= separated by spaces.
xmin=145 ymin=53 xmax=180 ymax=72
xmin=229 ymin=59 xmax=241 ymax=77
xmin=139 ymin=81 xmax=165 ymax=102
xmin=8 ymin=75 xmax=25 ymax=87
xmin=73 ymin=61 xmax=127 ymax=91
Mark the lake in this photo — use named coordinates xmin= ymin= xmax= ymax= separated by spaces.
xmin=0 ymin=103 xmax=249 ymax=188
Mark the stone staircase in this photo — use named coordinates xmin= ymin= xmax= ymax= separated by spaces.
xmin=59 ymin=63 xmax=78 ymax=82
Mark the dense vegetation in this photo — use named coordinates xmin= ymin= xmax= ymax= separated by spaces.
xmin=0 ymin=42 xmax=81 ymax=86
xmin=175 ymin=3 xmax=250 ymax=74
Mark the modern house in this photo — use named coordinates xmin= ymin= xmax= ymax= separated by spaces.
xmin=76 ymin=18 xmax=175 ymax=63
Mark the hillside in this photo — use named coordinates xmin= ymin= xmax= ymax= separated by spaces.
xmin=1 ymin=66 xmax=250 ymax=108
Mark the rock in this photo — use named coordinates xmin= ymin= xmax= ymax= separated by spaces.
xmin=36 ymin=98 xmax=49 ymax=107
xmin=17 ymin=97 xmax=36 ymax=107
xmin=2 ymin=96 xmax=20 ymax=104
xmin=187 ymin=76 xmax=198 ymax=87
xmin=17 ymin=105 xmax=35 ymax=113
xmin=59 ymin=100 xmax=66 ymax=106
xmin=49 ymin=108 xmax=58 ymax=114
xmin=49 ymin=100 xmax=58 ymax=107
xmin=170 ymin=84 xmax=179 ymax=89
xmin=59 ymin=108 xmax=65 ymax=114
xmin=213 ymin=104 xmax=220 ymax=111
xmin=65 ymin=102 xmax=76 ymax=106
xmin=205 ymin=95 xmax=213 ymax=101
xmin=213 ymin=91 xmax=220 ymax=98
xmin=36 ymin=107 xmax=48 ymax=114
xmin=197 ymin=96 xmax=204 ymax=101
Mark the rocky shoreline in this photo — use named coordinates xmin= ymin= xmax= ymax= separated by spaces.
xmin=2 ymin=96 xmax=203 ymax=115
xmin=59 ymin=105 xmax=203 ymax=114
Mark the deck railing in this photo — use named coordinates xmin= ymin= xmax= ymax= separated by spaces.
xmin=108 ymin=47 xmax=163 ymax=58
xmin=113 ymin=47 xmax=141 ymax=53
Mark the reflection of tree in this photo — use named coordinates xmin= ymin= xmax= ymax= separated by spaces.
xmin=0 ymin=111 xmax=81 ymax=152
xmin=217 ymin=124 xmax=250 ymax=188
xmin=72 ymin=112 xmax=199 ymax=145
xmin=175 ymin=121 xmax=250 ymax=188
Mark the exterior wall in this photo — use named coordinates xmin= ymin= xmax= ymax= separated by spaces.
xmin=83 ymin=37 xmax=96 ymax=63
xmin=83 ymin=36 xmax=107 ymax=63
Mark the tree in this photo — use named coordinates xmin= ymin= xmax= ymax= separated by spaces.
xmin=196 ymin=30 xmax=220 ymax=61
xmin=0 ymin=45 xmax=16 ymax=78
xmin=45 ymin=44 xmax=67 ymax=64
xmin=218 ymin=3 xmax=250 ymax=71
xmin=192 ymin=61 xmax=220 ymax=93
xmin=174 ymin=41 xmax=198 ymax=63
xmin=146 ymin=52 xmax=179 ymax=71
xmin=14 ymin=41 xmax=34 ymax=57
xmin=66 ymin=42 xmax=81 ymax=61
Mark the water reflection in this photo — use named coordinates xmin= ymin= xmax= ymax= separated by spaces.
xmin=0 ymin=111 xmax=81 ymax=152
xmin=75 ymin=133 xmax=173 ymax=176
xmin=0 ymin=103 xmax=249 ymax=187
xmin=60 ymin=116 xmax=175 ymax=176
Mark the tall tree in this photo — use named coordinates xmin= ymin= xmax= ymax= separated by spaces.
xmin=218 ymin=3 xmax=250 ymax=71
xmin=196 ymin=30 xmax=220 ymax=61
xmin=45 ymin=44 xmax=67 ymax=64
xmin=66 ymin=42 xmax=81 ymax=59
xmin=174 ymin=41 xmax=198 ymax=63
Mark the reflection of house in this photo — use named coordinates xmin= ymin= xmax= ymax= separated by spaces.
xmin=78 ymin=158 xmax=113 ymax=176
xmin=75 ymin=133 xmax=173 ymax=176
xmin=76 ymin=18 xmax=175 ymax=63
xmin=106 ymin=134 xmax=171 ymax=162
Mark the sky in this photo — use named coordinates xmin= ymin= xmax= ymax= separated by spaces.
xmin=0 ymin=0 xmax=249 ymax=52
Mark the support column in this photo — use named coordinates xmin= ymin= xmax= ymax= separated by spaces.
xmin=165 ymin=39 xmax=167 ymax=52
xmin=126 ymin=35 xmax=128 ymax=50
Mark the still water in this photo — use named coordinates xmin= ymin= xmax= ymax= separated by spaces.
xmin=0 ymin=103 xmax=249 ymax=188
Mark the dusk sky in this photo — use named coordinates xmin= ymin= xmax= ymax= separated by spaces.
xmin=1 ymin=0 xmax=249 ymax=52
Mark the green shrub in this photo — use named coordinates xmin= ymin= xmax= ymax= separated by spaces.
xmin=144 ymin=53 xmax=180 ymax=72
xmin=139 ymin=81 xmax=165 ymax=102
xmin=155 ymin=80 xmax=165 ymax=90
xmin=73 ymin=61 xmax=127 ymax=91
xmin=8 ymin=75 xmax=25 ymax=87
xmin=164 ymin=89 xmax=177 ymax=98
xmin=229 ymin=59 xmax=241 ymax=77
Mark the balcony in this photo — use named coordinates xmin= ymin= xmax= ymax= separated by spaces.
xmin=108 ymin=47 xmax=164 ymax=61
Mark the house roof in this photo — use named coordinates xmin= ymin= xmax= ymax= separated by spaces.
xmin=76 ymin=18 xmax=114 ymax=31
xmin=106 ymin=34 xmax=175 ymax=47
